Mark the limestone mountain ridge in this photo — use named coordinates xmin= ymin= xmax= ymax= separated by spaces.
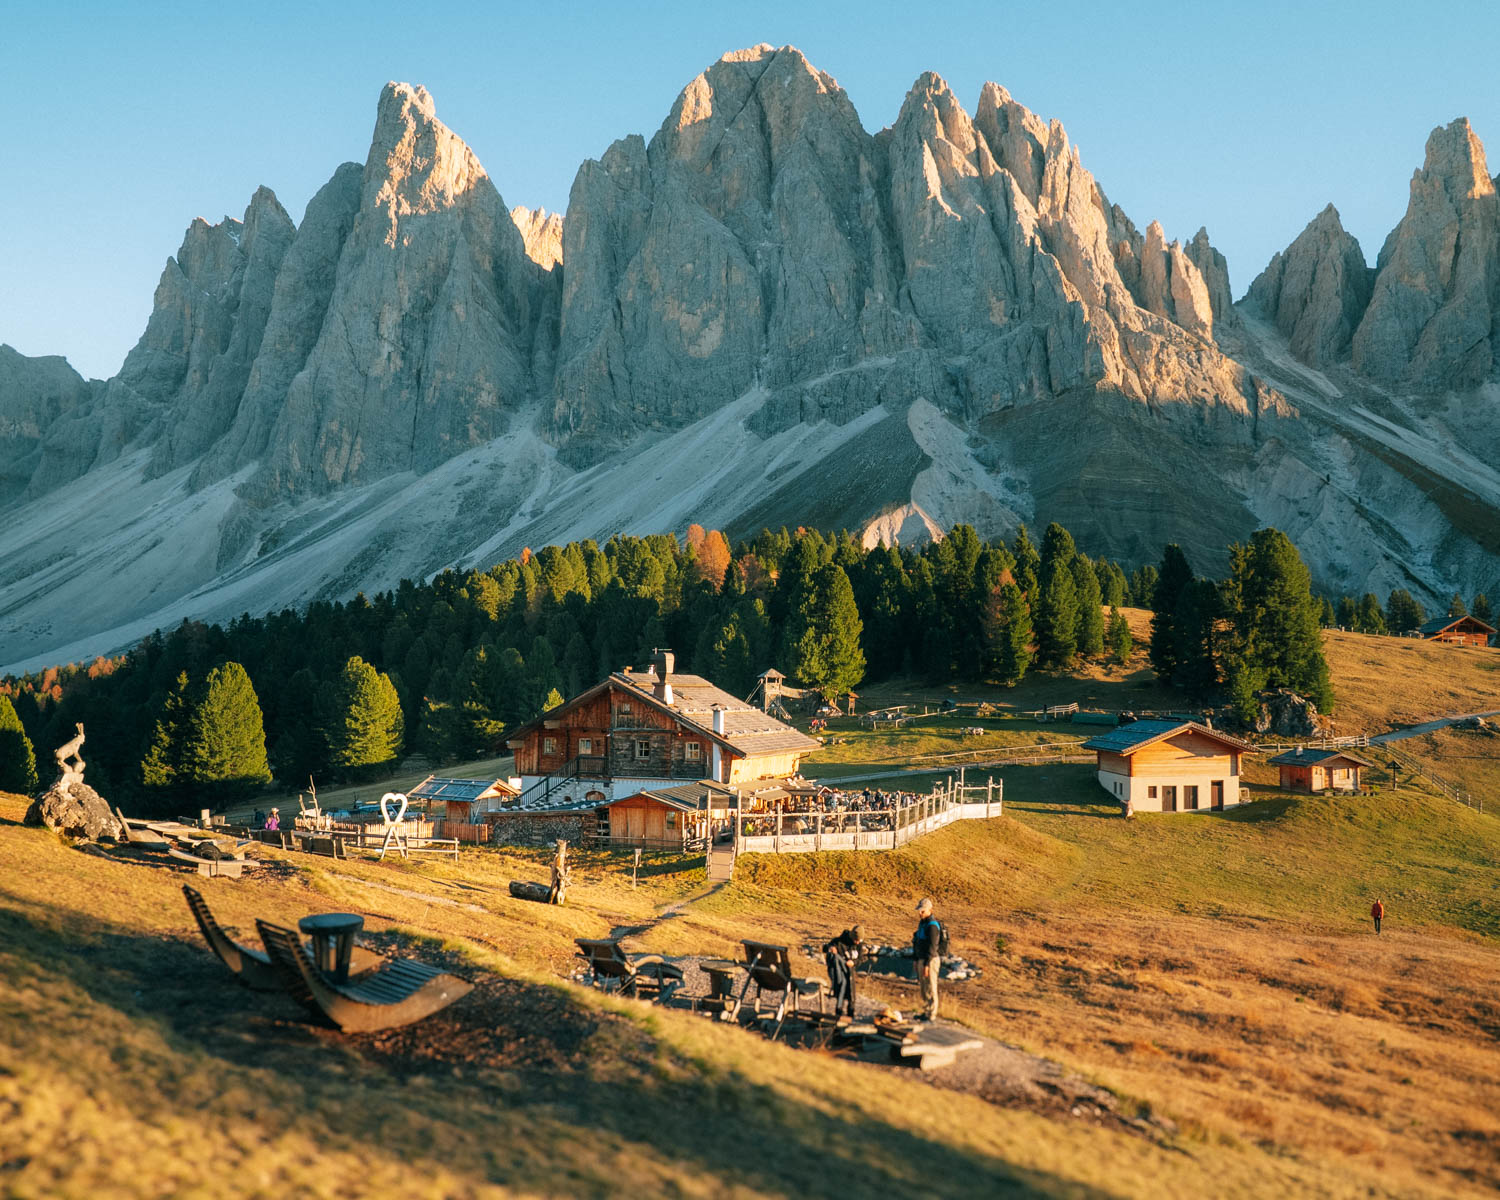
xmin=2 ymin=45 xmax=1498 ymax=674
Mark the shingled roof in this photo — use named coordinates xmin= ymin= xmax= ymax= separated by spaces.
xmin=1419 ymin=614 xmax=1496 ymax=636
xmin=1266 ymin=747 xmax=1374 ymax=769
xmin=614 ymin=669 xmax=821 ymax=758
xmin=506 ymin=666 xmax=820 ymax=761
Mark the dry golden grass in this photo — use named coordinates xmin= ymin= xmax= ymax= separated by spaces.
xmin=1322 ymin=628 xmax=1500 ymax=733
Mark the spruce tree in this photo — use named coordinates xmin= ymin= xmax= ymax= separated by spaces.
xmin=985 ymin=582 xmax=1033 ymax=686
xmin=0 ymin=695 xmax=39 ymax=796
xmin=1354 ymin=594 xmax=1387 ymax=635
xmin=180 ymin=662 xmax=271 ymax=800
xmin=1336 ymin=595 xmax=1357 ymax=628
xmin=1384 ymin=589 xmax=1425 ymax=634
xmin=1448 ymin=593 xmax=1467 ymax=618
xmin=1173 ymin=579 xmax=1221 ymax=695
xmin=326 ymin=657 xmax=405 ymax=778
xmin=1319 ymin=596 xmax=1337 ymax=627
xmin=1148 ymin=545 xmax=1194 ymax=683
xmin=1034 ymin=524 xmax=1080 ymax=668
xmin=1072 ymin=555 xmax=1105 ymax=657
xmin=1474 ymin=593 xmax=1493 ymax=624
xmin=1106 ymin=606 xmax=1133 ymax=665
xmin=1221 ymin=528 xmax=1334 ymax=712
xmin=1011 ymin=525 xmax=1040 ymax=597
xmin=786 ymin=563 xmax=865 ymax=698
xmin=142 ymin=671 xmax=191 ymax=791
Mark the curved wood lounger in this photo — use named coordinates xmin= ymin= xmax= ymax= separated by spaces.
xmin=255 ymin=919 xmax=473 ymax=1033
xmin=574 ymin=938 xmax=685 ymax=1001
xmin=181 ymin=885 xmax=382 ymax=991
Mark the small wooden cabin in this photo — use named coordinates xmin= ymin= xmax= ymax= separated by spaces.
xmin=603 ymin=781 xmax=736 ymax=848
xmin=1081 ymin=721 xmax=1256 ymax=813
xmin=406 ymin=775 xmax=519 ymax=824
xmin=1420 ymin=615 xmax=1496 ymax=646
xmin=1268 ymin=748 xmax=1370 ymax=794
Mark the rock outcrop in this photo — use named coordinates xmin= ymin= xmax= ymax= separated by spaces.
xmin=1352 ymin=119 xmax=1500 ymax=388
xmin=22 ymin=724 xmax=123 ymax=841
xmin=511 ymin=206 xmax=564 ymax=270
xmin=0 ymin=346 xmax=92 ymax=501
xmin=1245 ymin=205 xmax=1373 ymax=367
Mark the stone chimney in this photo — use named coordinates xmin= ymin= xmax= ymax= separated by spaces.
xmin=653 ymin=648 xmax=675 ymax=705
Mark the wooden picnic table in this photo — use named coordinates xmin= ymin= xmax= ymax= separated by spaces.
xmin=699 ymin=959 xmax=741 ymax=999
xmin=298 ymin=912 xmax=364 ymax=983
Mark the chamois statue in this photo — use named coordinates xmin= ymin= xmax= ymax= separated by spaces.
xmin=54 ymin=723 xmax=86 ymax=789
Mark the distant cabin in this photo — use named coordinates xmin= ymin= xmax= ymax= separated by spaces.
xmin=506 ymin=649 xmax=821 ymax=806
xmin=602 ymin=780 xmax=737 ymax=849
xmin=1420 ymin=614 xmax=1496 ymax=647
xmin=1081 ymin=721 xmax=1256 ymax=813
xmin=406 ymin=775 xmax=519 ymax=824
xmin=1267 ymin=748 xmax=1370 ymax=794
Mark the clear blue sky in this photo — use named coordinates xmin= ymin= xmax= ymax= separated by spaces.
xmin=4 ymin=0 xmax=1497 ymax=380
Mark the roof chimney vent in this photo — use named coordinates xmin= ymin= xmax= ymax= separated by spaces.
xmin=652 ymin=648 xmax=675 ymax=705
xmin=712 ymin=703 xmax=726 ymax=735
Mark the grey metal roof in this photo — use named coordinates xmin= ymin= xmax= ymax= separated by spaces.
xmin=405 ymin=776 xmax=514 ymax=803
xmin=1420 ymin=614 xmax=1496 ymax=635
xmin=1267 ymin=748 xmax=1375 ymax=768
xmin=612 ymin=781 xmax=737 ymax=811
xmin=1080 ymin=720 xmax=1258 ymax=755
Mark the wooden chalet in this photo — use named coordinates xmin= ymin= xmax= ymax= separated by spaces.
xmin=1081 ymin=721 xmax=1257 ymax=813
xmin=506 ymin=650 xmax=821 ymax=807
xmin=1267 ymin=748 xmax=1371 ymax=794
xmin=602 ymin=781 xmax=737 ymax=848
xmin=1420 ymin=614 xmax=1496 ymax=646
xmin=405 ymin=775 xmax=520 ymax=824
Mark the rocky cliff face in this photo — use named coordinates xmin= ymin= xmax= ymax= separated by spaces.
xmin=2 ymin=47 xmax=1498 ymax=673
xmin=1244 ymin=205 xmax=1373 ymax=368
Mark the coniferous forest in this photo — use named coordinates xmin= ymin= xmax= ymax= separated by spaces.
xmin=1 ymin=521 xmax=1347 ymax=813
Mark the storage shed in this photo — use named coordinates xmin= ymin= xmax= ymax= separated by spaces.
xmin=1268 ymin=748 xmax=1371 ymax=794
xmin=604 ymin=781 xmax=737 ymax=849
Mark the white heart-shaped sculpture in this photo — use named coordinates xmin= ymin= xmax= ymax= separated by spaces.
xmin=380 ymin=792 xmax=409 ymax=826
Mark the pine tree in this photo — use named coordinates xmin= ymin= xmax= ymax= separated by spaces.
xmin=1106 ymin=606 xmax=1133 ymax=665
xmin=1384 ymin=589 xmax=1425 ymax=634
xmin=1474 ymin=593 xmax=1493 ymax=624
xmin=326 ymin=657 xmax=405 ymax=778
xmin=1129 ymin=564 xmax=1158 ymax=608
xmin=1336 ymin=595 xmax=1357 ymax=628
xmin=1011 ymin=525 xmax=1040 ymax=597
xmin=0 ymin=694 xmax=39 ymax=796
xmin=1148 ymin=545 xmax=1194 ymax=683
xmin=1354 ymin=594 xmax=1387 ymax=635
xmin=786 ymin=563 xmax=865 ymax=698
xmin=1173 ymin=579 xmax=1221 ymax=695
xmin=1072 ymin=555 xmax=1105 ymax=657
xmin=1034 ymin=524 xmax=1080 ymax=668
xmin=985 ymin=582 xmax=1033 ymax=685
xmin=179 ymin=662 xmax=271 ymax=800
xmin=1221 ymin=528 xmax=1334 ymax=712
xmin=1448 ymin=593 xmax=1467 ymax=618
xmin=1319 ymin=596 xmax=1337 ymax=627
xmin=142 ymin=671 xmax=191 ymax=791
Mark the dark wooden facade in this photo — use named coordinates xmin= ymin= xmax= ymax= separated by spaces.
xmin=1422 ymin=615 xmax=1495 ymax=647
xmin=512 ymin=683 xmax=727 ymax=782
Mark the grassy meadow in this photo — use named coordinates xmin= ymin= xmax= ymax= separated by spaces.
xmin=4 ymin=617 xmax=1499 ymax=1198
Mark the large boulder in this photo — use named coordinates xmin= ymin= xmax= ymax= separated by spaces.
xmin=24 ymin=782 xmax=124 ymax=842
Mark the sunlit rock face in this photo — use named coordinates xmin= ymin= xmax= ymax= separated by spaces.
xmin=1351 ymin=119 xmax=1500 ymax=389
xmin=1244 ymin=205 xmax=1374 ymax=369
xmin=2 ymin=49 xmax=1499 ymax=674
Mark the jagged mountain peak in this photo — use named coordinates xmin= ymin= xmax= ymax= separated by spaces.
xmin=511 ymin=205 xmax=563 ymax=270
xmin=1420 ymin=116 xmax=1494 ymax=200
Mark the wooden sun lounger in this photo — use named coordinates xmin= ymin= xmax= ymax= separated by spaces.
xmin=574 ymin=938 xmax=684 ymax=1002
xmin=168 ymin=847 xmax=245 ymax=879
xmin=181 ymin=885 xmax=383 ymax=992
xmin=256 ymin=919 xmax=473 ymax=1033
xmin=737 ymin=940 xmax=827 ymax=1041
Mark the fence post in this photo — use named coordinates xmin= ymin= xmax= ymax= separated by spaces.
xmin=854 ymin=811 xmax=861 ymax=850
xmin=815 ymin=811 xmax=822 ymax=852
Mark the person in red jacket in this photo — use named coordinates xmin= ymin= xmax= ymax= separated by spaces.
xmin=1371 ymin=898 xmax=1384 ymax=934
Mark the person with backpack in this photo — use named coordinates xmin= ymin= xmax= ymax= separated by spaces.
xmin=822 ymin=925 xmax=863 ymax=1018
xmin=913 ymin=897 xmax=946 ymax=1020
